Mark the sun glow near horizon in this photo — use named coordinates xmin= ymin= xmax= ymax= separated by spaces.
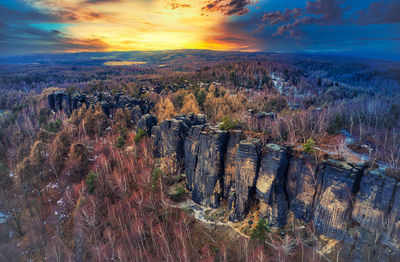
xmin=28 ymin=0 xmax=258 ymax=53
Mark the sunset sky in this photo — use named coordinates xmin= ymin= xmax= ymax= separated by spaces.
xmin=1 ymin=0 xmax=399 ymax=58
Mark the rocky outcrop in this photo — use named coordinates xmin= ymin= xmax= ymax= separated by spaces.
xmin=47 ymin=91 xmax=153 ymax=118
xmin=48 ymin=92 xmax=74 ymax=114
xmin=223 ymin=131 xmax=242 ymax=199
xmin=229 ymin=139 xmax=261 ymax=222
xmin=312 ymin=160 xmax=365 ymax=240
xmin=382 ymin=182 xmax=400 ymax=249
xmin=185 ymin=125 xmax=206 ymax=191
xmin=174 ymin=113 xmax=206 ymax=127
xmin=152 ymin=119 xmax=188 ymax=162
xmin=146 ymin=114 xmax=400 ymax=260
xmin=184 ymin=126 xmax=228 ymax=207
xmin=131 ymin=106 xmax=143 ymax=125
xmin=256 ymin=144 xmax=289 ymax=227
xmin=152 ymin=114 xmax=206 ymax=171
xmin=286 ymin=152 xmax=319 ymax=222
xmin=352 ymin=169 xmax=397 ymax=233
xmin=44 ymin=99 xmax=400 ymax=260
xmin=137 ymin=114 xmax=157 ymax=136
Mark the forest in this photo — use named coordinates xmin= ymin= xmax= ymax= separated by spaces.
xmin=0 ymin=51 xmax=400 ymax=261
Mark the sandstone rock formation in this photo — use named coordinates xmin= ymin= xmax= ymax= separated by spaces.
xmin=46 ymin=102 xmax=400 ymax=260
xmin=223 ymin=131 xmax=242 ymax=199
xmin=286 ymin=152 xmax=319 ymax=222
xmin=184 ymin=126 xmax=227 ymax=207
xmin=352 ymin=169 xmax=397 ymax=233
xmin=48 ymin=91 xmax=152 ymax=117
xmin=137 ymin=114 xmax=157 ymax=136
xmin=152 ymin=114 xmax=206 ymax=171
xmin=185 ymin=125 xmax=206 ymax=191
xmin=312 ymin=160 xmax=365 ymax=240
xmin=229 ymin=139 xmax=261 ymax=222
xmin=382 ymin=182 xmax=400 ymax=249
xmin=256 ymin=144 xmax=289 ymax=227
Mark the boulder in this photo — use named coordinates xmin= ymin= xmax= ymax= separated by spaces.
xmin=131 ymin=106 xmax=142 ymax=125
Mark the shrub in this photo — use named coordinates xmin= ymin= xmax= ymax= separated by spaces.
xmin=170 ymin=89 xmax=186 ymax=110
xmin=303 ymin=138 xmax=316 ymax=154
xmin=195 ymin=89 xmax=206 ymax=108
xmin=328 ymin=114 xmax=345 ymax=133
xmin=134 ymin=129 xmax=147 ymax=144
xmin=69 ymin=143 xmax=90 ymax=181
xmin=114 ymin=108 xmax=132 ymax=133
xmin=45 ymin=119 xmax=62 ymax=133
xmin=219 ymin=116 xmax=238 ymax=131
xmin=53 ymin=130 xmax=72 ymax=174
xmin=180 ymin=93 xmax=201 ymax=115
xmin=83 ymin=103 xmax=109 ymax=137
xmin=169 ymin=185 xmax=186 ymax=201
xmin=86 ymin=171 xmax=97 ymax=194
xmin=250 ymin=219 xmax=271 ymax=242
xmin=116 ymin=135 xmax=125 ymax=148
xmin=155 ymin=97 xmax=176 ymax=121
xmin=30 ymin=140 xmax=48 ymax=165
xmin=152 ymin=168 xmax=162 ymax=191
xmin=266 ymin=96 xmax=287 ymax=112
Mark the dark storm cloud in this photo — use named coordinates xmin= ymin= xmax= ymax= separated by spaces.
xmin=0 ymin=23 xmax=108 ymax=54
xmin=0 ymin=4 xmax=59 ymax=23
xmin=262 ymin=0 xmax=346 ymax=38
xmin=0 ymin=3 xmax=81 ymax=24
xmin=305 ymin=0 xmax=346 ymax=24
xmin=202 ymin=0 xmax=251 ymax=16
xmin=356 ymin=0 xmax=400 ymax=25
xmin=262 ymin=8 xmax=302 ymax=25
xmin=261 ymin=0 xmax=400 ymax=39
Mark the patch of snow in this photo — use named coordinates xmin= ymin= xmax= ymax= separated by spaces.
xmin=57 ymin=198 xmax=65 ymax=207
xmin=45 ymin=182 xmax=59 ymax=190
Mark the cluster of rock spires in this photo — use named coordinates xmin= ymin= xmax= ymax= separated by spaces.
xmin=148 ymin=113 xmax=400 ymax=261
xmin=48 ymin=94 xmax=399 ymax=260
xmin=47 ymin=91 xmax=153 ymax=120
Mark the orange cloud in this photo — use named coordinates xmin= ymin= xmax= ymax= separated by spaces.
xmin=25 ymin=0 xmax=261 ymax=52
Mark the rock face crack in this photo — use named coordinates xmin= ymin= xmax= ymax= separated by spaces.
xmin=184 ymin=125 xmax=228 ymax=208
xmin=382 ymin=181 xmax=400 ymax=248
xmin=387 ymin=181 xmax=399 ymax=219
xmin=255 ymin=144 xmax=289 ymax=227
xmin=229 ymin=139 xmax=261 ymax=222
